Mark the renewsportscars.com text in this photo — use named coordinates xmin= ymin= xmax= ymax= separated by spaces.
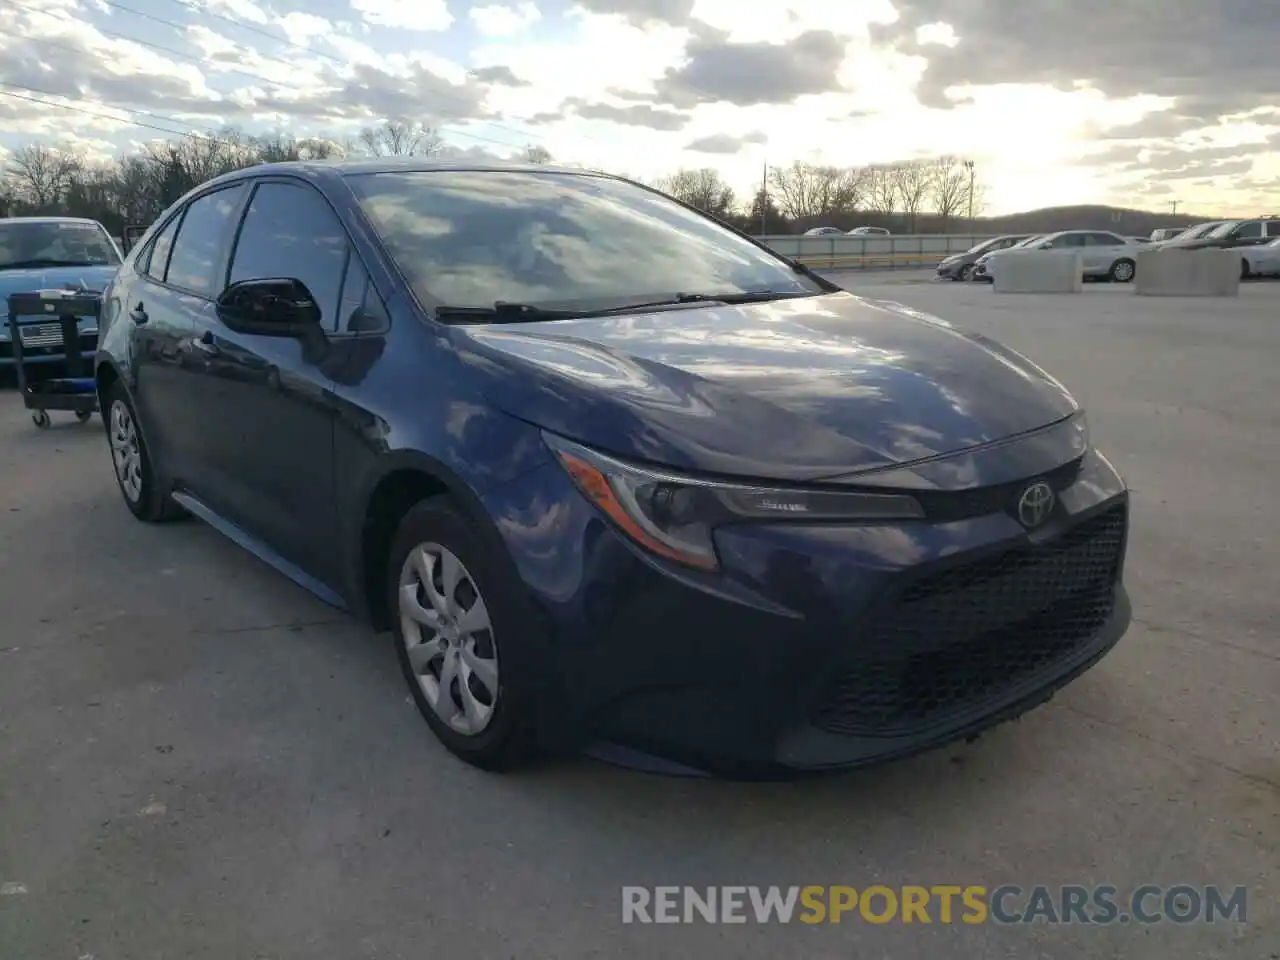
xmin=621 ymin=885 xmax=1248 ymax=926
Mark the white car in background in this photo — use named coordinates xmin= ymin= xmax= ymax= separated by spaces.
xmin=974 ymin=230 xmax=1141 ymax=283
xmin=1240 ymin=237 xmax=1280 ymax=278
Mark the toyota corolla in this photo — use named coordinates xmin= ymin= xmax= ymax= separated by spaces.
xmin=95 ymin=160 xmax=1131 ymax=777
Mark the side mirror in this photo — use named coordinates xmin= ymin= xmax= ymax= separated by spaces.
xmin=216 ymin=278 xmax=322 ymax=337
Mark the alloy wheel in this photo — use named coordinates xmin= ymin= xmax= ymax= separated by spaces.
xmin=1112 ymin=260 xmax=1135 ymax=282
xmin=398 ymin=543 xmax=500 ymax=735
xmin=109 ymin=399 xmax=143 ymax=503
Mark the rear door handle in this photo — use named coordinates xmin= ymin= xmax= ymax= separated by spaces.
xmin=129 ymin=303 xmax=148 ymax=324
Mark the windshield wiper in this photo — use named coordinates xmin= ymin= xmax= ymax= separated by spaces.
xmin=435 ymin=290 xmax=812 ymax=324
xmin=1 ymin=258 xmax=110 ymax=270
xmin=434 ymin=302 xmax=590 ymax=323
xmin=585 ymin=289 xmax=814 ymax=314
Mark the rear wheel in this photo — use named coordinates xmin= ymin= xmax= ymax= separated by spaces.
xmin=1109 ymin=258 xmax=1136 ymax=283
xmin=103 ymin=382 xmax=187 ymax=522
xmin=388 ymin=497 xmax=537 ymax=771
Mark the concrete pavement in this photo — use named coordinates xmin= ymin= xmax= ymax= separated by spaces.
xmin=0 ymin=282 xmax=1275 ymax=958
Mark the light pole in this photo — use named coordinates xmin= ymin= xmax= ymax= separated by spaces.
xmin=963 ymin=159 xmax=975 ymax=224
xmin=759 ymin=160 xmax=768 ymax=236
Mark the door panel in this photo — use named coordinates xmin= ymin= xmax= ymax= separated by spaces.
xmin=191 ymin=178 xmax=353 ymax=586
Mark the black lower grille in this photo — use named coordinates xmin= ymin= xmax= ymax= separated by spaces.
xmin=814 ymin=504 xmax=1126 ymax=736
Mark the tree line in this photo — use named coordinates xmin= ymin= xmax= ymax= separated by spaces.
xmin=1 ymin=121 xmax=984 ymax=237
xmin=655 ymin=156 xmax=986 ymax=235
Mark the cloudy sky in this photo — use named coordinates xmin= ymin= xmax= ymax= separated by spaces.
xmin=1 ymin=0 xmax=1279 ymax=216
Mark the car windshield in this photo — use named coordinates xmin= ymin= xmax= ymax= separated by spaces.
xmin=1205 ymin=222 xmax=1239 ymax=239
xmin=346 ymin=170 xmax=822 ymax=315
xmin=0 ymin=220 xmax=121 ymax=270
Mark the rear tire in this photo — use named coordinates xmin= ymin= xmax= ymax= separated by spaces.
xmin=388 ymin=496 xmax=538 ymax=771
xmin=103 ymin=382 xmax=187 ymax=522
xmin=1109 ymin=258 xmax=1136 ymax=283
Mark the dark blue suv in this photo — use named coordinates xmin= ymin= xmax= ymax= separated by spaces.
xmin=95 ymin=160 xmax=1131 ymax=777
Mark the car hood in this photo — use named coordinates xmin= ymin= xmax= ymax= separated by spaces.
xmin=453 ymin=291 xmax=1078 ymax=482
xmin=0 ymin=264 xmax=117 ymax=307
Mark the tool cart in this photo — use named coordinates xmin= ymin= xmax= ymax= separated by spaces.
xmin=6 ymin=288 xmax=101 ymax=429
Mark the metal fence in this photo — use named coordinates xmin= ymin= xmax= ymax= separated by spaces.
xmin=758 ymin=234 xmax=998 ymax=270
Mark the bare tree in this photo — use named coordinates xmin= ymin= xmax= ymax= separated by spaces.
xmin=358 ymin=120 xmax=443 ymax=157
xmin=5 ymin=144 xmax=82 ymax=208
xmin=865 ymin=165 xmax=899 ymax=217
xmin=654 ymin=167 xmax=736 ymax=219
xmin=249 ymin=132 xmax=344 ymax=163
xmin=767 ymin=161 xmax=866 ymax=220
xmin=929 ymin=155 xmax=972 ymax=231
xmin=521 ymin=143 xmax=552 ymax=164
xmin=891 ymin=161 xmax=932 ymax=232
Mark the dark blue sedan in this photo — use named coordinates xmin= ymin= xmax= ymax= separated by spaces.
xmin=94 ymin=160 xmax=1131 ymax=777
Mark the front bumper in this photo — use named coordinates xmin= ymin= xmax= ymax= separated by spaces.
xmin=485 ymin=444 xmax=1131 ymax=777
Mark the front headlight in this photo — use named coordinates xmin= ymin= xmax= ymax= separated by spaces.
xmin=543 ymin=433 xmax=924 ymax=570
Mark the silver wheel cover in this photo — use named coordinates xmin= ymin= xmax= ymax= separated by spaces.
xmin=399 ymin=543 xmax=499 ymax=735
xmin=109 ymin=400 xmax=144 ymax=503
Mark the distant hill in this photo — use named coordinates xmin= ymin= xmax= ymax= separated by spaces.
xmin=764 ymin=205 xmax=1222 ymax=238
xmin=964 ymin=205 xmax=1215 ymax=237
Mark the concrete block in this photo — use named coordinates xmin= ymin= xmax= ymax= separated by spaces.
xmin=1135 ymin=248 xmax=1240 ymax=296
xmin=993 ymin=251 xmax=1083 ymax=294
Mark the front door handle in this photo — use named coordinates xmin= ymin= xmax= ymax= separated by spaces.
xmin=129 ymin=303 xmax=148 ymax=324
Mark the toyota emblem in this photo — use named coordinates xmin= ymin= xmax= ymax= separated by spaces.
xmin=1016 ymin=480 xmax=1055 ymax=528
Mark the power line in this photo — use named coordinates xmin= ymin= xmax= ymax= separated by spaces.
xmin=146 ymin=0 xmax=603 ymax=149
xmin=0 ymin=84 xmax=236 ymax=143
xmin=1 ymin=26 xmax=531 ymax=153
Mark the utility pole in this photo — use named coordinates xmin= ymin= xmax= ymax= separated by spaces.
xmin=1170 ymin=200 xmax=1179 ymax=216
xmin=964 ymin=159 xmax=975 ymax=224
xmin=760 ymin=161 xmax=768 ymax=236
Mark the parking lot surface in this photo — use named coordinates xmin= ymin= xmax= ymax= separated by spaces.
xmin=1 ymin=277 xmax=1276 ymax=959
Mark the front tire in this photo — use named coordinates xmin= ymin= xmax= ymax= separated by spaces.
xmin=958 ymin=264 xmax=973 ymax=282
xmin=1240 ymin=258 xmax=1251 ymax=280
xmin=103 ymin=382 xmax=187 ymax=522
xmin=388 ymin=497 xmax=537 ymax=771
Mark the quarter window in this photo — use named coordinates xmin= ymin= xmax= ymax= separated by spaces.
xmin=142 ymin=214 xmax=181 ymax=281
xmin=165 ymin=184 xmax=248 ymax=295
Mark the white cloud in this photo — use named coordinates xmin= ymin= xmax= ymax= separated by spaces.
xmin=350 ymin=0 xmax=453 ymax=32
xmin=275 ymin=12 xmax=335 ymax=46
xmin=914 ymin=22 xmax=957 ymax=47
xmin=199 ymin=0 xmax=270 ymax=26
xmin=470 ymin=3 xmax=541 ymax=37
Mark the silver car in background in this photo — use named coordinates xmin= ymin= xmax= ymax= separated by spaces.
xmin=975 ymin=230 xmax=1141 ymax=283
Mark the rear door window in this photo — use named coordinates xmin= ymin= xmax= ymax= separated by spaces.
xmin=1233 ymin=221 xmax=1263 ymax=239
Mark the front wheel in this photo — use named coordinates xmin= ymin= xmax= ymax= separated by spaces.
xmin=388 ymin=497 xmax=537 ymax=771
xmin=1109 ymin=258 xmax=1136 ymax=283
xmin=958 ymin=264 xmax=973 ymax=282
xmin=1240 ymin=258 xmax=1251 ymax=280
xmin=103 ymin=383 xmax=187 ymax=522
